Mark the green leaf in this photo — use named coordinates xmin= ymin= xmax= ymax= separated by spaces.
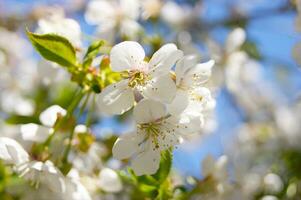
xmin=153 ymin=150 xmax=173 ymax=184
xmin=26 ymin=30 xmax=77 ymax=68
xmin=5 ymin=115 xmax=40 ymax=125
xmin=83 ymin=40 xmax=105 ymax=67
xmin=241 ymin=41 xmax=262 ymax=60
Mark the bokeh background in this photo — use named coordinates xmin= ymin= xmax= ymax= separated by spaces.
xmin=1 ymin=0 xmax=301 ymax=194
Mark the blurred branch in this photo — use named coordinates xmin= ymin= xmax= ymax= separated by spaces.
xmin=193 ymin=2 xmax=294 ymax=32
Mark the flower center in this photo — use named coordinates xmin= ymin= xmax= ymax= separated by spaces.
xmin=127 ymin=70 xmax=149 ymax=88
xmin=139 ymin=122 xmax=162 ymax=149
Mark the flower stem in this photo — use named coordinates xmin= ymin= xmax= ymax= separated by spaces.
xmin=61 ymin=91 xmax=91 ymax=164
xmin=43 ymin=89 xmax=85 ymax=147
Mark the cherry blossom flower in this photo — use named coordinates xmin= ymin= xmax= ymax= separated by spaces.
xmin=98 ymin=168 xmax=122 ymax=193
xmin=168 ymin=55 xmax=215 ymax=124
xmin=85 ymin=0 xmax=141 ymax=42
xmin=20 ymin=105 xmax=66 ymax=143
xmin=112 ymin=99 xmax=201 ymax=175
xmin=98 ymin=41 xmax=183 ymax=115
xmin=36 ymin=7 xmax=82 ymax=48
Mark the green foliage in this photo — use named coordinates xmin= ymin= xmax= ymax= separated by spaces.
xmin=83 ymin=40 xmax=105 ymax=68
xmin=5 ymin=115 xmax=39 ymax=125
xmin=241 ymin=41 xmax=262 ymax=60
xmin=26 ymin=30 xmax=77 ymax=68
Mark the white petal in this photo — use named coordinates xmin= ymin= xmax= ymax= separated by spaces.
xmin=149 ymin=43 xmax=183 ymax=75
xmin=20 ymin=123 xmax=51 ymax=142
xmin=181 ymin=60 xmax=214 ymax=87
xmin=167 ymin=90 xmax=189 ymax=115
xmin=98 ymin=168 xmax=122 ymax=193
xmin=0 ymin=137 xmax=29 ymax=165
xmin=84 ymin=0 xmax=115 ymax=25
xmin=98 ymin=80 xmax=135 ymax=115
xmin=120 ymin=0 xmax=140 ymax=19
xmin=39 ymin=105 xmax=66 ymax=127
xmin=65 ymin=178 xmax=92 ymax=200
xmin=175 ymin=55 xmax=200 ymax=86
xmin=141 ymin=74 xmax=177 ymax=103
xmin=133 ymin=99 xmax=166 ymax=124
xmin=131 ymin=148 xmax=160 ymax=176
xmin=112 ymin=133 xmax=142 ymax=160
xmin=120 ymin=19 xmax=141 ymax=39
xmin=110 ymin=41 xmax=145 ymax=72
xmin=225 ymin=28 xmax=246 ymax=53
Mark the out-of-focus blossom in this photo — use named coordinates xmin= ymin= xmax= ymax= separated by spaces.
xmin=0 ymin=137 xmax=30 ymax=165
xmin=39 ymin=105 xmax=67 ymax=127
xmin=98 ymin=168 xmax=122 ymax=193
xmin=161 ymin=1 xmax=193 ymax=27
xmin=36 ymin=7 xmax=82 ymax=48
xmin=142 ymin=0 xmax=163 ymax=19
xmin=85 ymin=0 xmax=141 ymax=42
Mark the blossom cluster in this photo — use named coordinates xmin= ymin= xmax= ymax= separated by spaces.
xmin=99 ymin=41 xmax=215 ymax=175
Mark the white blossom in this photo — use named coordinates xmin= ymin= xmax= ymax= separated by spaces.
xmin=0 ymin=137 xmax=30 ymax=165
xmin=20 ymin=123 xmax=51 ymax=142
xmin=168 ymin=55 xmax=215 ymax=125
xmin=85 ymin=0 xmax=141 ymax=41
xmin=98 ymin=41 xmax=183 ymax=115
xmin=98 ymin=168 xmax=122 ymax=193
xmin=112 ymin=99 xmax=201 ymax=175
xmin=39 ymin=105 xmax=67 ymax=127
xmin=37 ymin=8 xmax=82 ymax=48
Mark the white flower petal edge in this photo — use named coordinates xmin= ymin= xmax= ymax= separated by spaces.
xmin=132 ymin=147 xmax=161 ymax=176
xmin=98 ymin=168 xmax=122 ymax=193
xmin=110 ymin=41 xmax=145 ymax=72
xmin=97 ymin=79 xmax=135 ymax=115
xmin=20 ymin=123 xmax=51 ymax=142
xmin=149 ymin=43 xmax=184 ymax=76
xmin=0 ymin=137 xmax=29 ymax=165
xmin=39 ymin=105 xmax=66 ymax=127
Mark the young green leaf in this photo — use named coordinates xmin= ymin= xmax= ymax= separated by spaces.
xmin=153 ymin=150 xmax=173 ymax=184
xmin=26 ymin=30 xmax=77 ymax=68
xmin=83 ymin=40 xmax=105 ymax=67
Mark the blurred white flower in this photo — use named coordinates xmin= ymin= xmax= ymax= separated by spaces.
xmin=18 ymin=160 xmax=65 ymax=192
xmin=113 ymin=99 xmax=201 ymax=175
xmin=98 ymin=41 xmax=182 ymax=115
xmin=202 ymin=155 xmax=228 ymax=181
xmin=37 ymin=8 xmax=82 ymax=48
xmin=161 ymin=1 xmax=191 ymax=26
xmin=98 ymin=168 xmax=122 ymax=193
xmin=39 ymin=105 xmax=67 ymax=127
xmin=20 ymin=123 xmax=51 ymax=142
xmin=85 ymin=0 xmax=141 ymax=41
xmin=261 ymin=195 xmax=279 ymax=200
xmin=142 ymin=0 xmax=163 ymax=19
xmin=225 ymin=28 xmax=246 ymax=54
xmin=0 ymin=137 xmax=30 ymax=165
xmin=0 ymin=137 xmax=67 ymax=194
xmin=70 ymin=143 xmax=104 ymax=173
xmin=1 ymin=91 xmax=35 ymax=116
xmin=263 ymin=173 xmax=283 ymax=193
